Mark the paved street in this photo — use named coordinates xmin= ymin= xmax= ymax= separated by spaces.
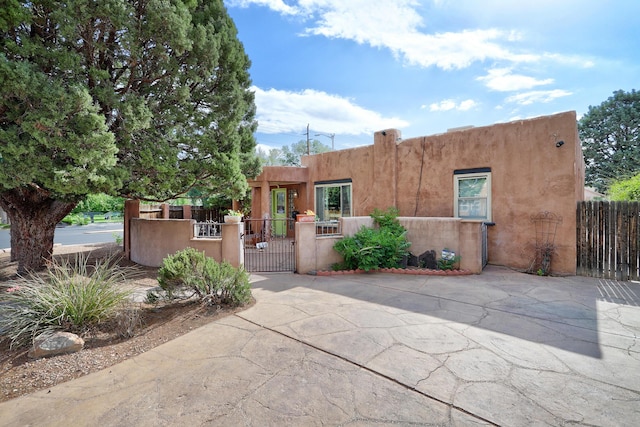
xmin=0 ymin=223 xmax=123 ymax=250
xmin=1 ymin=266 xmax=639 ymax=426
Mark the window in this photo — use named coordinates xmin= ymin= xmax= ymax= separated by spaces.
xmin=314 ymin=180 xmax=352 ymax=221
xmin=454 ymin=169 xmax=491 ymax=221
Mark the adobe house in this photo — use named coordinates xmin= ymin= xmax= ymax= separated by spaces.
xmin=248 ymin=111 xmax=585 ymax=275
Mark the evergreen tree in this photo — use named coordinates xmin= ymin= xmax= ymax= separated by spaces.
xmin=258 ymin=139 xmax=331 ymax=166
xmin=579 ymin=89 xmax=640 ymax=193
xmin=255 ymin=139 xmax=330 ymax=167
xmin=255 ymin=146 xmax=283 ymax=166
xmin=281 ymin=139 xmax=331 ymax=166
xmin=0 ymin=1 xmax=259 ymax=272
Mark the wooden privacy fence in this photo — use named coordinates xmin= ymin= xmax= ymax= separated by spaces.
xmin=577 ymin=201 xmax=640 ymax=280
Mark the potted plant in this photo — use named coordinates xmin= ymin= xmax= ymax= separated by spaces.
xmin=297 ymin=209 xmax=316 ymax=222
xmin=224 ymin=209 xmax=243 ymax=223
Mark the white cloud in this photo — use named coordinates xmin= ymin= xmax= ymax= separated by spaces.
xmin=542 ymin=53 xmax=595 ymax=68
xmin=226 ymin=0 xmax=298 ymax=15
xmin=477 ymin=68 xmax=554 ymax=91
xmin=458 ymin=99 xmax=478 ymax=111
xmin=253 ymin=86 xmax=409 ymax=134
xmin=426 ymin=99 xmax=478 ymax=112
xmin=302 ymin=1 xmax=538 ymax=70
xmin=505 ymin=90 xmax=572 ymax=105
xmin=229 ymin=0 xmax=541 ymax=70
xmin=255 ymin=143 xmax=276 ymax=153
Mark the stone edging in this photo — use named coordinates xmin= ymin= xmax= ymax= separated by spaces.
xmin=315 ymin=268 xmax=472 ymax=276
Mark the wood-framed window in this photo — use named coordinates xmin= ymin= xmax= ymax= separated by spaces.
xmin=454 ymin=168 xmax=491 ymax=221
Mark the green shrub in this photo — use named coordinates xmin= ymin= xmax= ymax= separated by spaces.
xmin=608 ymin=173 xmax=640 ymax=201
xmin=437 ymin=255 xmax=461 ymax=270
xmin=60 ymin=213 xmax=89 ymax=225
xmin=333 ymin=207 xmax=411 ymax=271
xmin=370 ymin=207 xmax=405 ymax=234
xmin=0 ymin=253 xmax=138 ymax=349
xmin=157 ymin=248 xmax=252 ymax=306
xmin=72 ymin=193 xmax=125 ymax=214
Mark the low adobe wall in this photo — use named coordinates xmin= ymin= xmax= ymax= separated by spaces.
xmin=297 ymin=217 xmax=484 ymax=273
xmin=129 ymin=218 xmax=245 ymax=268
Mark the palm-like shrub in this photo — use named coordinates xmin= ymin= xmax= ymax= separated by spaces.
xmin=0 ymin=253 xmax=138 ymax=349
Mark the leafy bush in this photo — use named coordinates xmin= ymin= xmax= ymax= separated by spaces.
xmin=0 ymin=253 xmax=138 ymax=349
xmin=608 ymin=173 xmax=640 ymax=201
xmin=60 ymin=213 xmax=90 ymax=225
xmin=437 ymin=255 xmax=461 ymax=270
xmin=370 ymin=207 xmax=405 ymax=234
xmin=333 ymin=207 xmax=411 ymax=271
xmin=157 ymin=248 xmax=252 ymax=306
xmin=72 ymin=193 xmax=125 ymax=214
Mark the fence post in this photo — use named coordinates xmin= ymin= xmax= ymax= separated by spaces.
xmin=160 ymin=203 xmax=169 ymax=219
xmin=295 ymin=221 xmax=317 ymax=274
xmin=124 ymin=199 xmax=140 ymax=260
xmin=182 ymin=205 xmax=192 ymax=220
xmin=221 ymin=222 xmax=244 ymax=268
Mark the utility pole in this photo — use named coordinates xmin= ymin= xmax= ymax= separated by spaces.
xmin=315 ymin=132 xmax=335 ymax=150
xmin=306 ymin=123 xmax=310 ymax=155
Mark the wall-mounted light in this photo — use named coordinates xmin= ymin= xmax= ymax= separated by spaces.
xmin=291 ymin=189 xmax=298 ymax=198
xmin=556 ymin=140 xmax=565 ymax=148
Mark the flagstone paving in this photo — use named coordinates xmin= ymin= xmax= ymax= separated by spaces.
xmin=1 ymin=266 xmax=638 ymax=426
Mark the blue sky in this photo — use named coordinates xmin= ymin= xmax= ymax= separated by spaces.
xmin=224 ymin=0 xmax=640 ymax=152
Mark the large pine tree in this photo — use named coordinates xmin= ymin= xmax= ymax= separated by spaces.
xmin=0 ymin=0 xmax=260 ymax=272
xmin=579 ymin=89 xmax=640 ymax=193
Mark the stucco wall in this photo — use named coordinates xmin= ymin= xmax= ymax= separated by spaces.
xmin=396 ymin=112 xmax=581 ymax=274
xmin=301 ymin=216 xmax=484 ymax=273
xmin=399 ymin=217 xmax=460 ymax=257
xmin=314 ymin=236 xmax=344 ymax=272
xmin=301 ymin=112 xmax=583 ymax=274
xmin=130 ymin=218 xmax=222 ymax=267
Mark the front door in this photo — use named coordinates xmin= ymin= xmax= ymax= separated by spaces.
xmin=271 ymin=188 xmax=286 ymax=236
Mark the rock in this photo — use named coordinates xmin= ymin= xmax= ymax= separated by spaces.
xmin=419 ymin=250 xmax=437 ymax=269
xmin=28 ymin=332 xmax=85 ymax=359
xmin=398 ymin=255 xmax=409 ymax=268
xmin=407 ymin=253 xmax=419 ymax=267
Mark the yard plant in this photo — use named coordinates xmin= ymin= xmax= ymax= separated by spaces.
xmin=157 ymin=248 xmax=252 ymax=306
xmin=333 ymin=208 xmax=411 ymax=271
xmin=437 ymin=255 xmax=462 ymax=271
xmin=0 ymin=253 xmax=138 ymax=349
xmin=0 ymin=1 xmax=259 ymax=273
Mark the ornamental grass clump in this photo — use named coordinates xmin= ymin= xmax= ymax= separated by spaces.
xmin=0 ymin=253 xmax=138 ymax=349
xmin=157 ymin=248 xmax=251 ymax=306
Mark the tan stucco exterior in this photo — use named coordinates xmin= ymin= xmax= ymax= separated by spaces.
xmin=295 ymin=217 xmax=485 ymax=274
xmin=129 ymin=218 xmax=245 ymax=268
xmin=251 ymin=111 xmax=585 ymax=275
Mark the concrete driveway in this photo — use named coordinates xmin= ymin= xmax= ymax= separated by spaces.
xmin=1 ymin=266 xmax=639 ymax=426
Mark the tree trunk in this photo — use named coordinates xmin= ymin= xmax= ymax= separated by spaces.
xmin=0 ymin=187 xmax=77 ymax=273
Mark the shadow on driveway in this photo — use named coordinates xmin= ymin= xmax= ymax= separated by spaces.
xmin=249 ymin=266 xmax=640 ymax=359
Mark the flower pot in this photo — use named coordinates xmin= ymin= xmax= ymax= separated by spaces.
xmin=224 ymin=215 xmax=241 ymax=223
xmin=297 ymin=214 xmax=315 ymax=223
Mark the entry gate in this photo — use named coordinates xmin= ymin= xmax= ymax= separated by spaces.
xmin=244 ymin=218 xmax=296 ymax=272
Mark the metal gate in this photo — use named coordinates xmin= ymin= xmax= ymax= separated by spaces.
xmin=244 ymin=218 xmax=296 ymax=272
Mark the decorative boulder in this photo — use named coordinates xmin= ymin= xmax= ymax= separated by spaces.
xmin=407 ymin=253 xmax=419 ymax=267
xmin=28 ymin=332 xmax=85 ymax=359
xmin=419 ymin=250 xmax=437 ymax=269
